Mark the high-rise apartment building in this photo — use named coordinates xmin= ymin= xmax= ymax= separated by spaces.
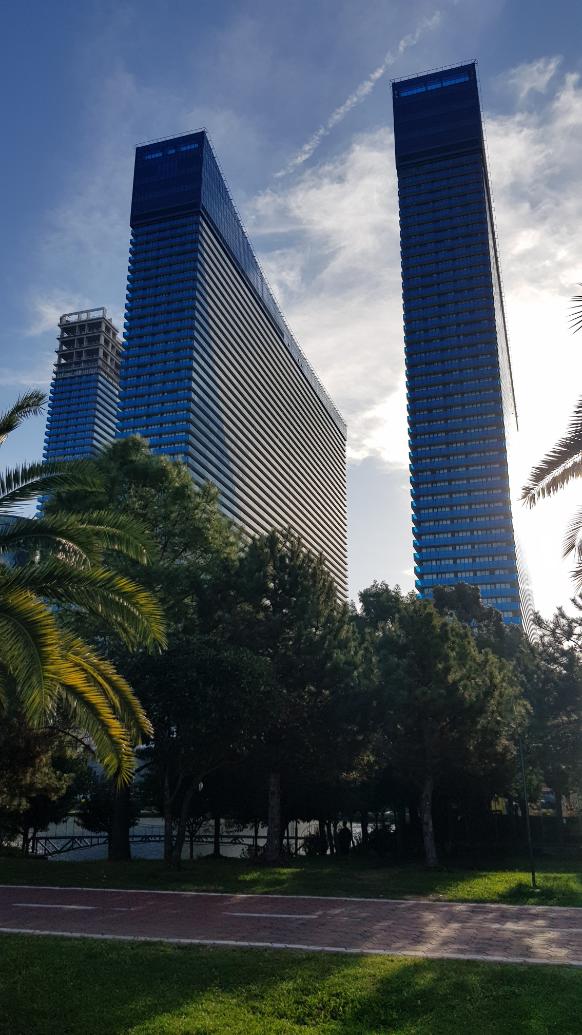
xmin=43 ymin=308 xmax=122 ymax=462
xmin=392 ymin=63 xmax=525 ymax=625
xmin=117 ymin=131 xmax=347 ymax=592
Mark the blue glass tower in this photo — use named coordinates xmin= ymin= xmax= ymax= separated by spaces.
xmin=392 ymin=63 xmax=525 ymax=625
xmin=118 ymin=131 xmax=347 ymax=593
xmin=43 ymin=308 xmax=121 ymax=462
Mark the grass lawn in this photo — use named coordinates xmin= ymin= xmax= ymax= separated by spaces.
xmin=1 ymin=934 xmax=581 ymax=1034
xmin=2 ymin=853 xmax=582 ymax=907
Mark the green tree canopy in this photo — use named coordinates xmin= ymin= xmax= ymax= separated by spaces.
xmin=46 ymin=436 xmax=250 ymax=864
xmin=232 ymin=529 xmax=366 ymax=862
xmin=360 ymin=583 xmax=522 ymax=866
xmin=0 ymin=706 xmax=90 ymax=851
xmin=432 ymin=583 xmax=582 ymax=819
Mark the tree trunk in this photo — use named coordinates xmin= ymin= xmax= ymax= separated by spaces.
xmin=213 ymin=814 xmax=221 ymax=858
xmin=264 ymin=771 xmax=282 ymax=864
xmin=109 ymin=785 xmax=132 ymax=862
xmin=420 ymin=775 xmax=438 ymax=868
xmin=163 ymin=773 xmax=173 ymax=864
xmin=318 ymin=818 xmax=328 ymax=855
xmin=327 ymin=820 xmax=335 ymax=855
xmin=361 ymin=811 xmax=369 ymax=848
xmin=170 ymin=784 xmax=195 ymax=869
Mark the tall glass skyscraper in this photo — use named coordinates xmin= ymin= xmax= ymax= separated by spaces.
xmin=392 ymin=63 xmax=526 ymax=626
xmin=43 ymin=308 xmax=121 ymax=462
xmin=117 ymin=131 xmax=347 ymax=593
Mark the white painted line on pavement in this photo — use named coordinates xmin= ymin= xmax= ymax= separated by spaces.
xmin=1 ymin=927 xmax=581 ymax=968
xmin=0 ymin=885 xmax=579 ymax=914
xmin=226 ymin=911 xmax=319 ymax=919
xmin=12 ymin=903 xmax=97 ymax=911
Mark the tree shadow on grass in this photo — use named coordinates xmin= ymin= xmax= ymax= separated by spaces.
xmin=325 ymin=955 xmax=582 ymax=1035
xmin=4 ymin=854 xmax=582 ymax=910
xmin=3 ymin=935 xmax=582 ymax=1035
xmin=493 ymin=870 xmax=582 ymax=908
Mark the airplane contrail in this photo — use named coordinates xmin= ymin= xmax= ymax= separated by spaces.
xmin=274 ymin=11 xmax=442 ymax=179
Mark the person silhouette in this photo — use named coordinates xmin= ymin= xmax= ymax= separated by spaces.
xmin=337 ymin=821 xmax=352 ymax=856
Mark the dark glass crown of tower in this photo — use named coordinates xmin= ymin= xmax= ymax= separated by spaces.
xmin=43 ymin=308 xmax=121 ymax=463
xmin=392 ymin=63 xmax=525 ymax=625
xmin=118 ymin=131 xmax=347 ymax=593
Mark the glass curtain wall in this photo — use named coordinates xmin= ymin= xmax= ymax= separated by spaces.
xmin=118 ymin=132 xmax=348 ymax=593
xmin=392 ymin=64 xmax=524 ymax=625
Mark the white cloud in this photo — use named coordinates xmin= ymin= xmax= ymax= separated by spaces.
xmin=350 ymin=383 xmax=409 ymax=465
xmin=503 ymin=56 xmax=562 ymax=102
xmin=29 ymin=65 xmax=263 ymax=339
xmin=0 ymin=364 xmax=53 ymax=389
xmin=485 ymin=72 xmax=582 ymax=467
xmin=248 ymin=64 xmax=582 ymax=616
xmin=247 ymin=127 xmax=407 ymax=464
xmin=484 ymin=69 xmax=582 ymax=614
xmin=275 ymin=10 xmax=443 ymax=178
xmin=26 ymin=293 xmax=95 ymax=337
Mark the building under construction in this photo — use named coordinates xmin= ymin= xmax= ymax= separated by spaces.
xmin=43 ymin=308 xmax=122 ymax=462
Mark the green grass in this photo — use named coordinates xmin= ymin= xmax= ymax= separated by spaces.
xmin=2 ymin=853 xmax=582 ymax=907
xmin=1 ymin=934 xmax=582 ymax=1034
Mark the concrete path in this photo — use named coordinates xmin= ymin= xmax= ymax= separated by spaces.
xmin=1 ymin=884 xmax=582 ymax=967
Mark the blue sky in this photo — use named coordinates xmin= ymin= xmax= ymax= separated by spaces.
xmin=2 ymin=0 xmax=582 ymax=612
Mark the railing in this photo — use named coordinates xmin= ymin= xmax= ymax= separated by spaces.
xmin=60 ymin=308 xmax=107 ymax=325
xmin=29 ymin=834 xmax=110 ymax=857
xmin=29 ymin=833 xmax=168 ymax=857
xmin=27 ymin=830 xmax=309 ymax=858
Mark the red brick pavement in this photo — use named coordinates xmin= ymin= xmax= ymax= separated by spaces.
xmin=1 ymin=884 xmax=582 ymax=966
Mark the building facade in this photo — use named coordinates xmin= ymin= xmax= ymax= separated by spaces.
xmin=117 ymin=131 xmax=347 ymax=593
xmin=392 ymin=63 xmax=526 ymax=626
xmin=43 ymin=308 xmax=121 ymax=463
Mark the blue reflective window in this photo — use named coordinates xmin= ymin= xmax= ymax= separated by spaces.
xmin=393 ymin=65 xmax=523 ymax=626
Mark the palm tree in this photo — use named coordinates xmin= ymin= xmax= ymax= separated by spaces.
xmin=522 ymin=293 xmax=582 ymax=586
xmin=0 ymin=391 xmax=166 ymax=780
xmin=570 ymin=291 xmax=582 ymax=335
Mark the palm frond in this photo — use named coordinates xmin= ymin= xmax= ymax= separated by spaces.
xmin=63 ymin=632 xmax=152 ymax=743
xmin=570 ymin=562 xmax=582 ymax=596
xmin=0 ymin=590 xmax=148 ymax=781
xmin=0 ymin=514 xmax=96 ymax=566
xmin=0 ymin=461 xmax=98 ymax=512
xmin=55 ymin=677 xmax=134 ymax=783
xmin=0 ymin=391 xmax=45 ymax=445
xmin=521 ymin=396 xmax=582 ymax=506
xmin=66 ymin=509 xmax=157 ymax=564
xmin=2 ymin=559 xmax=166 ymax=649
xmin=570 ymin=293 xmax=582 ymax=335
xmin=0 ymin=510 xmax=156 ymax=568
xmin=0 ymin=587 xmax=62 ymax=719
xmin=562 ymin=505 xmax=582 ymax=559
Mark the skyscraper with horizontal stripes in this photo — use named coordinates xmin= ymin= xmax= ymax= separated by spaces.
xmin=43 ymin=308 xmax=121 ymax=463
xmin=117 ymin=131 xmax=347 ymax=593
xmin=392 ymin=63 xmax=527 ymax=626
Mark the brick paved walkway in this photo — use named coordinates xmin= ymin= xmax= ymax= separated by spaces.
xmin=1 ymin=884 xmax=582 ymax=966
